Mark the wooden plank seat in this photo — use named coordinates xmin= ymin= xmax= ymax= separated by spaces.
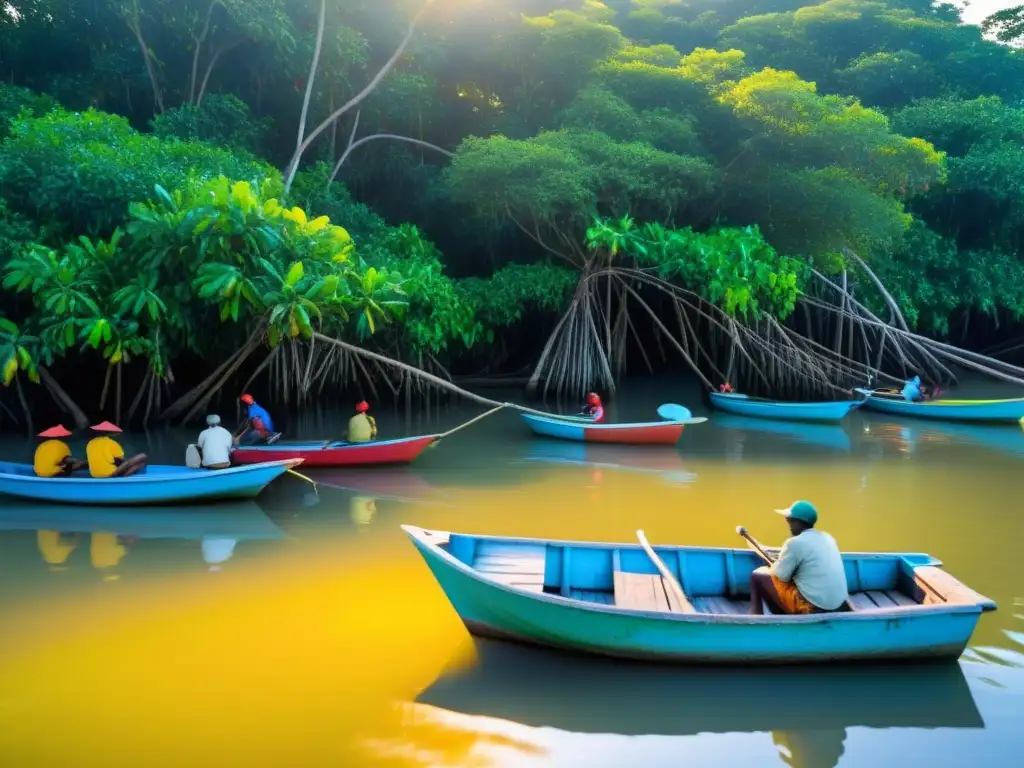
xmin=474 ymin=541 xmax=546 ymax=593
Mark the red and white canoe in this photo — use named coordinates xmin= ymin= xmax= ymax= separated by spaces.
xmin=231 ymin=435 xmax=439 ymax=468
xmin=520 ymin=412 xmax=704 ymax=445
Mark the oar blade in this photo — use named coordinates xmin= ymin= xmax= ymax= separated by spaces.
xmin=657 ymin=403 xmax=693 ymax=421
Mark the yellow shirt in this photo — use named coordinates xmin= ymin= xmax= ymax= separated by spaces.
xmin=86 ymin=436 xmax=125 ymax=478
xmin=34 ymin=440 xmax=71 ymax=477
xmin=347 ymin=413 xmax=377 ymax=443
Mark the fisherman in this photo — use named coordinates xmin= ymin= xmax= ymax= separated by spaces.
xmin=748 ymin=501 xmax=848 ymax=615
xmin=236 ymin=394 xmax=279 ymax=445
xmin=581 ymin=392 xmax=605 ymax=423
xmin=33 ymin=424 xmax=86 ymax=477
xmin=196 ymin=414 xmax=234 ymax=469
xmin=86 ymin=421 xmax=148 ymax=478
xmin=347 ymin=400 xmax=377 ymax=443
xmin=901 ymin=375 xmax=923 ymax=402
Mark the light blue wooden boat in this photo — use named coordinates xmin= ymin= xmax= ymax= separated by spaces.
xmin=0 ymin=460 xmax=298 ymax=506
xmin=520 ymin=412 xmax=700 ymax=445
xmin=404 ymin=526 xmax=996 ymax=664
xmin=710 ymin=392 xmax=863 ymax=422
xmin=856 ymin=388 xmax=1024 ymax=423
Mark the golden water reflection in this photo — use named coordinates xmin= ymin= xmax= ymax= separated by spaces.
xmin=2 ymin=417 xmax=1024 ymax=764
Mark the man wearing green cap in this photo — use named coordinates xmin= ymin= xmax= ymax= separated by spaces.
xmin=749 ymin=500 xmax=848 ymax=615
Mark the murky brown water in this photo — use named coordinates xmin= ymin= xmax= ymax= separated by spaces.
xmin=1 ymin=382 xmax=1022 ymax=766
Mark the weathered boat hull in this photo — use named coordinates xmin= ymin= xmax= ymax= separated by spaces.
xmin=404 ymin=526 xmax=995 ymax=665
xmin=231 ymin=434 xmax=439 ymax=467
xmin=0 ymin=460 xmax=298 ymax=506
xmin=856 ymin=388 xmax=1024 ymax=423
xmin=520 ymin=413 xmax=686 ymax=445
xmin=710 ymin=392 xmax=862 ymax=422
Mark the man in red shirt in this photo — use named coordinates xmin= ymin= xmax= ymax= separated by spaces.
xmin=581 ymin=392 xmax=605 ymax=423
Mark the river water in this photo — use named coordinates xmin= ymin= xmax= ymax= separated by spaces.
xmin=1 ymin=381 xmax=1022 ymax=766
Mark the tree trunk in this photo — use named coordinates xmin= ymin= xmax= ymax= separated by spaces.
xmin=39 ymin=366 xmax=89 ymax=429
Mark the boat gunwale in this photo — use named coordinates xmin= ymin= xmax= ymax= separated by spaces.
xmin=0 ymin=459 xmax=299 ymax=485
xmin=403 ymin=526 xmax=990 ymax=625
xmin=855 ymin=388 xmax=1024 ymax=408
xmin=710 ymin=393 xmax=864 ymax=410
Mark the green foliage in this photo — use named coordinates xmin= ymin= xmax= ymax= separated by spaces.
xmin=586 ymin=216 xmax=804 ymax=319
xmin=0 ymin=108 xmax=273 ymax=238
xmin=446 ymin=129 xmax=717 ymax=232
xmin=151 ymin=94 xmax=272 ymax=154
xmin=0 ymin=84 xmax=55 ymax=139
xmin=0 ymin=316 xmax=38 ymax=386
xmin=458 ymin=264 xmax=579 ymax=328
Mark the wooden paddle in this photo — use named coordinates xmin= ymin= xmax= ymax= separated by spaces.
xmin=736 ymin=526 xmax=775 ymax=565
xmin=656 ymin=403 xmax=708 ymax=425
xmin=636 ymin=529 xmax=693 ymax=611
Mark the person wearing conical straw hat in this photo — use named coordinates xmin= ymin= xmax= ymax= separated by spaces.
xmin=33 ymin=424 xmax=87 ymax=477
xmin=86 ymin=421 xmax=148 ymax=478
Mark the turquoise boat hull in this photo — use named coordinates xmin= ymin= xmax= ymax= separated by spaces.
xmin=710 ymin=392 xmax=863 ymax=422
xmin=0 ymin=460 xmax=297 ymax=506
xmin=404 ymin=526 xmax=995 ymax=665
xmin=856 ymin=388 xmax=1024 ymax=423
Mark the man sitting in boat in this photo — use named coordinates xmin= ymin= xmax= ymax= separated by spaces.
xmin=902 ymin=376 xmax=941 ymax=402
xmin=33 ymin=424 xmax=87 ymax=477
xmin=196 ymin=414 xmax=234 ymax=469
xmin=580 ymin=392 xmax=605 ymax=423
xmin=86 ymin=421 xmax=148 ymax=478
xmin=347 ymin=401 xmax=377 ymax=443
xmin=748 ymin=501 xmax=848 ymax=615
xmin=236 ymin=394 xmax=280 ymax=445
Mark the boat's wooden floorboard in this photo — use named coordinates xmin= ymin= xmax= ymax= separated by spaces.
xmin=474 ymin=542 xmax=546 ymax=593
xmin=569 ymin=588 xmax=614 ymax=605
xmin=614 ymin=571 xmax=671 ymax=612
xmin=692 ymin=596 xmax=748 ymax=615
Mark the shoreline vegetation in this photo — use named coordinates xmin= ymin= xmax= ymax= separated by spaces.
xmin=3 ymin=0 xmax=1024 ymax=430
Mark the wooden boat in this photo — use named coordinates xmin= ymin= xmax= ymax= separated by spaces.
xmin=416 ymin=638 xmax=984 ymax=735
xmin=404 ymin=525 xmax=996 ymax=664
xmin=520 ymin=412 xmax=699 ymax=445
xmin=231 ymin=434 xmax=439 ymax=467
xmin=856 ymin=387 xmax=1024 ymax=423
xmin=0 ymin=460 xmax=298 ymax=506
xmin=710 ymin=392 xmax=863 ymax=422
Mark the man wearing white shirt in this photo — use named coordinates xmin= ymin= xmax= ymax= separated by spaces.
xmin=196 ymin=414 xmax=234 ymax=469
xmin=749 ymin=500 xmax=848 ymax=615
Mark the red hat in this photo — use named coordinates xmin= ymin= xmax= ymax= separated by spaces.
xmin=38 ymin=425 xmax=72 ymax=438
xmin=240 ymin=393 xmax=255 ymax=405
xmin=355 ymin=401 xmax=369 ymax=413
xmin=90 ymin=421 xmax=122 ymax=433
xmin=587 ymin=392 xmax=601 ymax=405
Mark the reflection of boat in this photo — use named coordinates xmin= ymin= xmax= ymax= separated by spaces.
xmin=231 ymin=435 xmax=439 ymax=467
xmin=710 ymin=392 xmax=862 ymax=422
xmin=404 ymin=526 xmax=996 ymax=664
xmin=312 ymin=467 xmax=438 ymax=502
xmin=865 ymin=419 xmax=1024 ymax=457
xmin=856 ymin=388 xmax=1024 ymax=423
xmin=0 ymin=502 xmax=286 ymax=540
xmin=0 ymin=460 xmax=298 ymax=505
xmin=518 ymin=442 xmax=697 ymax=484
xmin=415 ymin=638 xmax=984 ymax=734
xmin=520 ymin=412 xmax=696 ymax=445
xmin=714 ymin=414 xmax=852 ymax=451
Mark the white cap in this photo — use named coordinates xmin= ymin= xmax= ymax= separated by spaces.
xmin=206 ymin=414 xmax=221 ymax=426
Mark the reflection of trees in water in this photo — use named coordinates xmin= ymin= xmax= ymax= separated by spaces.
xmin=773 ymin=729 xmax=847 ymax=768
